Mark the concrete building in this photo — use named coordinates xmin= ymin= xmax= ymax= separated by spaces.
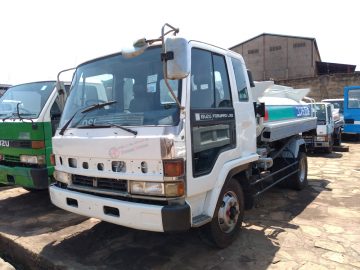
xmin=230 ymin=33 xmax=322 ymax=81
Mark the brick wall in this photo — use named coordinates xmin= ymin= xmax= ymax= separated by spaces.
xmin=275 ymin=72 xmax=360 ymax=101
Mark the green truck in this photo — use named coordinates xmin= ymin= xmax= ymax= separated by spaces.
xmin=0 ymin=81 xmax=68 ymax=190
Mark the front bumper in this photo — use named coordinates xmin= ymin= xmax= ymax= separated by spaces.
xmin=313 ymin=141 xmax=331 ymax=148
xmin=0 ymin=164 xmax=50 ymax=189
xmin=49 ymin=184 xmax=191 ymax=232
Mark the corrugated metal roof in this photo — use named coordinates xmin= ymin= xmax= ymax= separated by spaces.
xmin=316 ymin=61 xmax=356 ymax=75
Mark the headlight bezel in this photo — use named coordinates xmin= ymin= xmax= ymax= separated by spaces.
xmin=130 ymin=181 xmax=184 ymax=197
xmin=19 ymin=155 xmax=46 ymax=165
xmin=53 ymin=170 xmax=72 ymax=184
xmin=316 ymin=136 xmax=326 ymax=142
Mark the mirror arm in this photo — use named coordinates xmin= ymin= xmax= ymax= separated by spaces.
xmin=56 ymin=67 xmax=76 ymax=93
xmin=162 ymin=63 xmax=183 ymax=109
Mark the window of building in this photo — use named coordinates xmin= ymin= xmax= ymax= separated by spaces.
xmin=248 ymin=49 xmax=259 ymax=55
xmin=293 ymin=42 xmax=306 ymax=48
xmin=269 ymin=46 xmax=282 ymax=52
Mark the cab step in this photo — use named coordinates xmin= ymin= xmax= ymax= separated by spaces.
xmin=192 ymin=214 xmax=212 ymax=227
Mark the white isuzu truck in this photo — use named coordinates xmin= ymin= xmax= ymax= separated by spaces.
xmin=304 ymin=102 xmax=344 ymax=153
xmin=50 ymin=24 xmax=316 ymax=248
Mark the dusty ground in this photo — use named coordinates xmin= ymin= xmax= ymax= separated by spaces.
xmin=0 ymin=142 xmax=359 ymax=270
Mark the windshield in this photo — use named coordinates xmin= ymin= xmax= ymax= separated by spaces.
xmin=60 ymin=47 xmax=181 ymax=128
xmin=315 ymin=104 xmax=326 ymax=124
xmin=0 ymin=81 xmax=55 ymax=119
xmin=325 ymin=100 xmax=344 ymax=114
xmin=348 ymin=90 xmax=360 ymax=109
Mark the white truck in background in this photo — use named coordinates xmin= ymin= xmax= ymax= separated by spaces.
xmin=49 ymin=24 xmax=317 ymax=248
xmin=304 ymin=102 xmax=344 ymax=153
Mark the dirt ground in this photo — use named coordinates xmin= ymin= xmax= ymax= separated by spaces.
xmin=0 ymin=142 xmax=359 ymax=270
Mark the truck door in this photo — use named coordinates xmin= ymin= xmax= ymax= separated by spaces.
xmin=188 ymin=49 xmax=236 ymax=179
xmin=185 ymin=48 xmax=256 ymax=199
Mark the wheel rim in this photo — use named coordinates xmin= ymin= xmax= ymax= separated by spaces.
xmin=218 ymin=190 xmax=240 ymax=233
xmin=299 ymin=157 xmax=306 ymax=183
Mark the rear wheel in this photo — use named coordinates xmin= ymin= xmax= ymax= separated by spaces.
xmin=204 ymin=179 xmax=244 ymax=248
xmin=289 ymin=151 xmax=308 ymax=190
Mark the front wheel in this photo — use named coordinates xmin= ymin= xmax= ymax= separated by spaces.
xmin=204 ymin=179 xmax=244 ymax=248
xmin=289 ymin=151 xmax=308 ymax=190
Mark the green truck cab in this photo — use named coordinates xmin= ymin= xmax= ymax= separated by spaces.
xmin=0 ymin=81 xmax=68 ymax=189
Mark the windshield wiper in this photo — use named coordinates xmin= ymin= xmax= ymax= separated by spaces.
xmin=2 ymin=113 xmax=15 ymax=122
xmin=1 ymin=112 xmax=36 ymax=122
xmin=14 ymin=102 xmax=37 ymax=127
xmin=77 ymin=122 xmax=137 ymax=136
xmin=59 ymin=100 xmax=117 ymax=135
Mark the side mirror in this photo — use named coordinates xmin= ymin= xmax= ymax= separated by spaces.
xmin=165 ymin=37 xmax=190 ymax=80
xmin=253 ymin=102 xmax=266 ymax=117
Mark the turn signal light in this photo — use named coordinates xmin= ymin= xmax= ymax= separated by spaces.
xmin=264 ymin=108 xmax=269 ymax=122
xmin=163 ymin=159 xmax=184 ymax=177
xmin=31 ymin=141 xmax=45 ymax=149
xmin=165 ymin=181 xmax=185 ymax=197
xmin=50 ymin=154 xmax=56 ymax=166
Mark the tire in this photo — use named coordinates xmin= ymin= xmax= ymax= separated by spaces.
xmin=289 ymin=151 xmax=308 ymax=190
xmin=203 ymin=179 xmax=244 ymax=248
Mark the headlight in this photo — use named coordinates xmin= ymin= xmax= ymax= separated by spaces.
xmin=316 ymin=136 xmax=326 ymax=142
xmin=53 ymin=171 xmax=72 ymax=184
xmin=20 ymin=155 xmax=45 ymax=165
xmin=130 ymin=181 xmax=184 ymax=197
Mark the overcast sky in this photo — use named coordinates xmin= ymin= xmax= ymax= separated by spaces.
xmin=1 ymin=0 xmax=359 ymax=85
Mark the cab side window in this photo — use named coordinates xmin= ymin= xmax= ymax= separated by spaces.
xmin=231 ymin=57 xmax=249 ymax=101
xmin=50 ymin=100 xmax=62 ymax=135
xmin=190 ymin=49 xmax=214 ymax=108
xmin=190 ymin=49 xmax=232 ymax=109
xmin=213 ymin=55 xmax=232 ymax=107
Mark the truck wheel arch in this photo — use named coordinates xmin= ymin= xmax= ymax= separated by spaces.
xmin=281 ymin=137 xmax=306 ymax=159
xmin=203 ymin=163 xmax=250 ymax=218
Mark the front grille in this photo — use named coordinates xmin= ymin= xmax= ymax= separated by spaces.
xmin=72 ymin=174 xmax=127 ymax=192
xmin=4 ymin=155 xmax=20 ymax=163
xmin=72 ymin=175 xmax=93 ymax=187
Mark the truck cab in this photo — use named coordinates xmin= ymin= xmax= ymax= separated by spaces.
xmin=304 ymin=102 xmax=344 ymax=153
xmin=344 ymin=86 xmax=360 ymax=138
xmin=49 ymin=25 xmax=315 ymax=248
xmin=0 ymin=81 xmax=69 ymax=189
xmin=321 ymin=98 xmax=344 ymax=117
